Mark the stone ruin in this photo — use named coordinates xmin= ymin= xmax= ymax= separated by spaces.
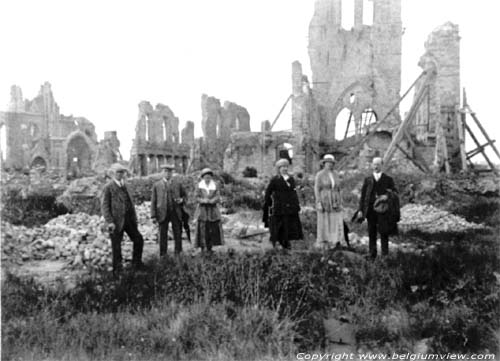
xmin=1 ymin=0 xmax=467 ymax=178
xmin=0 ymin=82 xmax=121 ymax=178
xmin=222 ymin=0 xmax=464 ymax=176
xmin=129 ymin=101 xmax=193 ymax=176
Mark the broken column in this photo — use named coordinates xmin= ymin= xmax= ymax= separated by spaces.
xmin=411 ymin=22 xmax=461 ymax=172
xmin=130 ymin=101 xmax=190 ymax=175
xmin=200 ymin=94 xmax=251 ymax=169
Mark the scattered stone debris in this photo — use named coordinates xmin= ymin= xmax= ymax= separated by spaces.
xmin=2 ymin=202 xmax=158 ymax=271
xmin=399 ymin=203 xmax=484 ymax=233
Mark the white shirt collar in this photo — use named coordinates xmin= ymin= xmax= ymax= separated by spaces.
xmin=373 ymin=172 xmax=382 ymax=181
xmin=198 ymin=179 xmax=216 ymax=192
xmin=113 ymin=178 xmax=124 ymax=187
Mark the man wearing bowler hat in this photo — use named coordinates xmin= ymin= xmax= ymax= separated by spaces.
xmin=151 ymin=163 xmax=188 ymax=255
xmin=101 ymin=163 xmax=144 ymax=276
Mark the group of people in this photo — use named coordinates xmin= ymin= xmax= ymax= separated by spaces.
xmin=262 ymin=155 xmax=400 ymax=258
xmin=101 ymin=154 xmax=400 ymax=276
xmin=101 ymin=163 xmax=224 ymax=276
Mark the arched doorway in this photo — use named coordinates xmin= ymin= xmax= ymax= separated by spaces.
xmin=335 ymin=108 xmax=353 ymax=140
xmin=276 ymin=143 xmax=293 ymax=164
xmin=31 ymin=156 xmax=47 ymax=171
xmin=66 ymin=134 xmax=92 ymax=177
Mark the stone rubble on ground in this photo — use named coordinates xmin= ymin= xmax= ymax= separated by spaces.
xmin=399 ymin=203 xmax=484 ymax=233
xmin=2 ymin=202 xmax=159 ymax=271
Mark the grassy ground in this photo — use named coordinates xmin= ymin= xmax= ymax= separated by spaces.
xmin=2 ymin=226 xmax=499 ymax=360
xmin=2 ymin=171 xmax=499 ymax=360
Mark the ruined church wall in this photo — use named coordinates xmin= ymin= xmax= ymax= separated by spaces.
xmin=307 ymin=0 xmax=402 ymax=144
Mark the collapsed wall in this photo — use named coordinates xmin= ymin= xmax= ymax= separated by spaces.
xmin=410 ymin=22 xmax=461 ymax=172
xmin=197 ymin=94 xmax=250 ymax=170
xmin=290 ymin=0 xmax=403 ymax=172
xmin=129 ymin=101 xmax=192 ymax=176
xmin=0 ymin=83 xmax=119 ymax=177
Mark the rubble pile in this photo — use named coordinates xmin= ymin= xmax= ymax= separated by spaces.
xmin=2 ymin=202 xmax=158 ymax=271
xmin=399 ymin=204 xmax=484 ymax=233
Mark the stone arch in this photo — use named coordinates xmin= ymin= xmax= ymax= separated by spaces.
xmin=31 ymin=156 xmax=47 ymax=170
xmin=328 ymin=77 xmax=387 ymax=139
xmin=63 ymin=131 xmax=95 ymax=177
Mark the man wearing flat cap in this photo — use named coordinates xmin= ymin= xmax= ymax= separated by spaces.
xmin=151 ymin=164 xmax=188 ymax=255
xmin=101 ymin=163 xmax=144 ymax=275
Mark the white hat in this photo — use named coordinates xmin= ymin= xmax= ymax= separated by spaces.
xmin=320 ymin=154 xmax=336 ymax=164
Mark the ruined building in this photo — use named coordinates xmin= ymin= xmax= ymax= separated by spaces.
xmin=129 ymin=101 xmax=193 ymax=175
xmin=223 ymin=0 xmax=403 ymax=175
xmin=410 ymin=22 xmax=462 ymax=171
xmin=290 ymin=0 xmax=403 ymax=172
xmin=0 ymin=83 xmax=120 ymax=176
xmin=0 ymin=83 xmax=122 ymax=177
xmin=288 ymin=0 xmax=465 ymax=173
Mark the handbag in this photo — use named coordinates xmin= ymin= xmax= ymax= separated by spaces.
xmin=373 ymin=194 xmax=389 ymax=214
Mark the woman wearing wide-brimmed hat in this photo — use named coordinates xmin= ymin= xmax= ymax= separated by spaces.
xmin=194 ymin=168 xmax=224 ymax=252
xmin=262 ymin=158 xmax=303 ymax=250
xmin=314 ymin=154 xmax=344 ymax=249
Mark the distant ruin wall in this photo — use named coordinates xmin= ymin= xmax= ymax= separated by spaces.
xmin=130 ymin=101 xmax=190 ymax=176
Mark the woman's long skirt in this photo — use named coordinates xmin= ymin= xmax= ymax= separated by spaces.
xmin=269 ymin=213 xmax=303 ymax=249
xmin=195 ymin=220 xmax=224 ymax=250
xmin=315 ymin=210 xmax=343 ymax=249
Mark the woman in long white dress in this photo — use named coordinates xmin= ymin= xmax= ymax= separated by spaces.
xmin=314 ymin=154 xmax=344 ymax=249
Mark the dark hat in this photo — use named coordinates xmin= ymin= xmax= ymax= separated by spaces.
xmin=275 ymin=158 xmax=290 ymax=168
xmin=200 ymin=168 xmax=214 ymax=177
xmin=160 ymin=164 xmax=175 ymax=170
xmin=109 ymin=163 xmax=129 ymax=173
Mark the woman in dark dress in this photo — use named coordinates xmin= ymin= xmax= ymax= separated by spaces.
xmin=262 ymin=158 xmax=303 ymax=250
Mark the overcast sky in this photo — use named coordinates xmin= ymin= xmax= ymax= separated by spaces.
xmin=0 ymin=0 xmax=499 ymax=162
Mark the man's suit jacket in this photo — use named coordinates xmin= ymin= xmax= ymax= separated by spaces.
xmin=358 ymin=173 xmax=396 ymax=219
xmin=101 ymin=180 xmax=138 ymax=232
xmin=151 ymin=176 xmax=187 ymax=222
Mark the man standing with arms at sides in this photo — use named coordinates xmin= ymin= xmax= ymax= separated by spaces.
xmin=151 ymin=164 xmax=187 ymax=255
xmin=101 ymin=163 xmax=145 ymax=276
xmin=356 ymin=157 xmax=399 ymax=259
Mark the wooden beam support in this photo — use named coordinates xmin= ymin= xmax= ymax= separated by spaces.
xmin=464 ymin=121 xmax=498 ymax=175
xmin=467 ymin=107 xmax=500 ymax=161
xmin=383 ymin=72 xmax=433 ymax=170
xmin=337 ymin=70 xmax=430 ymax=170
xmin=395 ymin=143 xmax=429 ymax=173
xmin=343 ymin=111 xmax=353 ymax=140
xmin=466 ymin=140 xmax=496 ymax=159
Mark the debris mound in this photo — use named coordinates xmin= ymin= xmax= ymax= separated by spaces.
xmin=399 ymin=203 xmax=484 ymax=233
xmin=2 ymin=202 xmax=158 ymax=271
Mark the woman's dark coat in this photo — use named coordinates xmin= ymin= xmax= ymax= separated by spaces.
xmin=262 ymin=175 xmax=303 ymax=244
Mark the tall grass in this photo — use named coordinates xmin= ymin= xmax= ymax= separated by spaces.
xmin=2 ymin=231 xmax=499 ymax=359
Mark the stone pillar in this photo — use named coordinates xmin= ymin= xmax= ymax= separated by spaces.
xmin=181 ymin=121 xmax=195 ymax=145
xmin=354 ymin=0 xmax=363 ymax=28
xmin=139 ymin=154 xmax=147 ymax=176
xmin=333 ymin=0 xmax=342 ymax=26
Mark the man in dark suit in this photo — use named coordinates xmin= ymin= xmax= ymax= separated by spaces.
xmin=151 ymin=164 xmax=187 ymax=255
xmin=101 ymin=163 xmax=144 ymax=276
xmin=357 ymin=157 xmax=398 ymax=258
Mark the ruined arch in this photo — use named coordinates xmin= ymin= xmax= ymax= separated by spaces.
xmin=63 ymin=131 xmax=95 ymax=177
xmin=31 ymin=156 xmax=47 ymax=170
